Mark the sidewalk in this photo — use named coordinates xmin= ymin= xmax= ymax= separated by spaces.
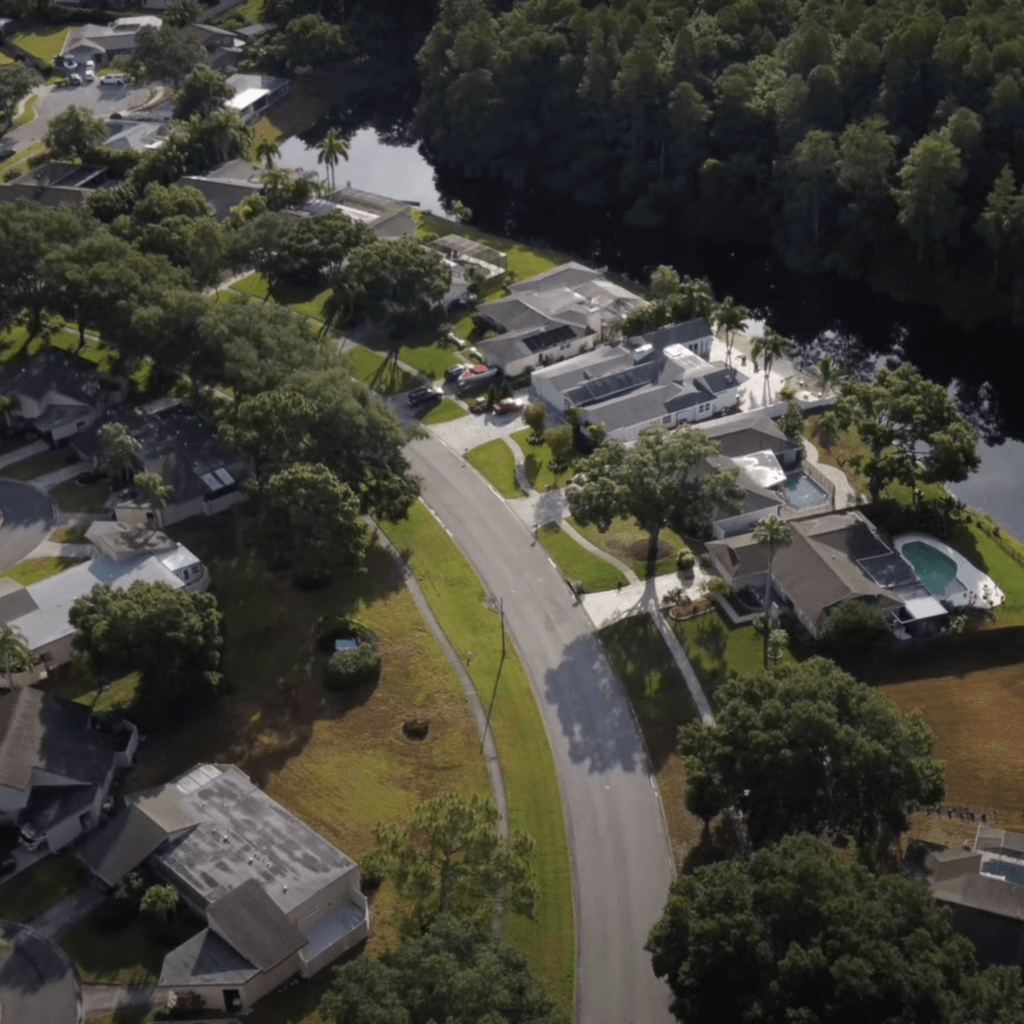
xmin=82 ymin=982 xmax=162 ymax=1018
xmin=0 ymin=440 xmax=50 ymax=472
xmin=30 ymin=880 xmax=108 ymax=941
xmin=31 ymin=463 xmax=82 ymax=491
xmin=802 ymin=438 xmax=862 ymax=509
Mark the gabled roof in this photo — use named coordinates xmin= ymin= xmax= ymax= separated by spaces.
xmin=507 ymin=261 xmax=603 ymax=294
xmin=79 ymin=804 xmax=173 ymax=887
xmin=177 ymin=175 xmax=260 ymax=220
xmin=207 ymin=879 xmax=306 ymax=971
xmin=0 ymin=688 xmax=122 ymax=792
xmin=638 ymin=318 xmax=714 ymax=349
xmin=698 ymin=412 xmax=796 ymax=458
xmin=159 ymin=928 xmax=258 ymax=987
xmin=0 ymin=348 xmax=112 ymax=406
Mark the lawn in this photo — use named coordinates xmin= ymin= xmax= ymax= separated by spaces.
xmin=599 ymin=614 xmax=704 ymax=868
xmin=417 ymin=212 xmax=570 ymax=287
xmin=567 ymin=515 xmax=688 ymax=578
xmin=381 ymin=502 xmax=574 ymax=1009
xmin=50 ymin=476 xmax=110 ymax=513
xmin=14 ymin=93 xmax=38 ymax=129
xmin=52 ymin=524 xmax=88 ymax=544
xmin=61 ymin=672 xmax=142 ymax=715
xmin=230 ymin=272 xmax=333 ymax=322
xmin=10 ymin=26 xmax=69 ymax=63
xmin=537 ymin=523 xmax=627 ymax=592
xmin=397 ymin=337 xmax=462 ymax=379
xmin=342 ymin=345 xmax=418 ymax=395
xmin=106 ymin=521 xmax=490 ymax=957
xmin=0 ymin=139 xmax=44 ymax=176
xmin=511 ymin=429 xmax=575 ymax=491
xmin=670 ymin=607 xmax=801 ymax=710
xmin=420 ymin=398 xmax=467 ymax=425
xmin=0 ymin=445 xmax=75 ymax=480
xmin=61 ymin=909 xmax=198 ymax=986
xmin=465 ymin=439 xmax=525 ymax=498
xmin=216 ymin=0 xmax=264 ymax=24
xmin=0 ymin=853 xmax=89 ymax=923
xmin=0 ymin=325 xmax=117 ymax=373
xmin=1 ymin=556 xmax=85 ymax=585
xmin=945 ymin=512 xmax=1024 ymax=629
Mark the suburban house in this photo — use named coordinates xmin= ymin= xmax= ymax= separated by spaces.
xmin=531 ymin=320 xmax=746 ymax=441
xmin=2 ymin=529 xmax=207 ymax=670
xmin=226 ymin=73 xmax=290 ymax=125
xmin=178 ymin=23 xmax=247 ymax=69
xmin=104 ymin=119 xmax=170 ymax=153
xmin=0 ymin=349 xmax=127 ymax=444
xmin=476 ymin=262 xmax=646 ymax=376
xmin=0 ymin=162 xmax=110 ymax=208
xmin=927 ymin=826 xmax=1024 ymax=974
xmin=697 ymin=411 xmax=804 ymax=470
xmin=706 ymin=510 xmax=950 ymax=639
xmin=72 ymin=397 xmax=247 ymax=528
xmin=80 ymin=763 xmax=370 ymax=1013
xmin=61 ymin=16 xmax=162 ymax=65
xmin=0 ymin=687 xmax=137 ymax=854
xmin=178 ymin=159 xmax=262 ymax=220
xmin=290 ymin=186 xmax=417 ymax=239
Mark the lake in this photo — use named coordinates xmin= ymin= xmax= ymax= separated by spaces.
xmin=283 ymin=128 xmax=1024 ymax=541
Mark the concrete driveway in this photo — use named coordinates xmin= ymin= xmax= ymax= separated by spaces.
xmin=0 ymin=479 xmax=57 ymax=572
xmin=5 ymin=76 xmax=156 ymax=150
xmin=407 ymin=437 xmax=674 ymax=1024
xmin=0 ymin=922 xmax=79 ymax=1024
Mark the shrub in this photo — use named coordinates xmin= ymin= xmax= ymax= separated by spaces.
xmin=325 ymin=644 xmax=382 ymax=691
xmin=403 ymin=718 xmax=430 ymax=739
xmin=677 ymin=547 xmax=696 ymax=571
xmin=140 ymin=884 xmax=180 ymax=925
xmin=315 ymin=613 xmax=374 ymax=654
xmin=818 ymin=599 xmax=891 ymax=662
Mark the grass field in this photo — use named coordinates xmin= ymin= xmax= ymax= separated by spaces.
xmin=381 ymin=502 xmax=574 ymax=1009
xmin=945 ymin=512 xmax=1024 ymax=629
xmin=1 ymin=556 xmax=85 ymax=585
xmin=568 ymin=515 xmax=687 ymax=578
xmin=420 ymin=398 xmax=466 ymax=425
xmin=465 ymin=439 xmax=525 ymax=498
xmin=537 ymin=523 xmax=627 ymax=593
xmin=0 ymin=854 xmax=89 ymax=923
xmin=14 ymin=93 xmax=38 ymax=128
xmin=230 ymin=272 xmax=333 ymax=322
xmin=0 ymin=446 xmax=74 ymax=480
xmin=511 ymin=429 xmax=576 ymax=491
xmin=0 ymin=139 xmax=44 ymax=176
xmin=61 ymin=910 xmax=197 ymax=985
xmin=0 ymin=325 xmax=117 ymax=373
xmin=50 ymin=476 xmax=110 ymax=513
xmin=599 ymin=614 xmax=703 ymax=868
xmin=10 ymin=26 xmax=69 ymax=63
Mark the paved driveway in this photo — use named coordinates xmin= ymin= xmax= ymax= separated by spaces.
xmin=5 ymin=77 xmax=157 ymax=149
xmin=0 ymin=479 xmax=57 ymax=572
xmin=407 ymin=437 xmax=674 ymax=1024
xmin=0 ymin=922 xmax=79 ymax=1024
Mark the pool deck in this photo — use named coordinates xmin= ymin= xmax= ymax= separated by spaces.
xmin=894 ymin=532 xmax=1005 ymax=609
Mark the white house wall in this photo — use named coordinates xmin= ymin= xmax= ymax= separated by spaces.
xmin=712 ymin=506 xmax=783 ymax=539
xmin=31 ymin=631 xmax=76 ymax=670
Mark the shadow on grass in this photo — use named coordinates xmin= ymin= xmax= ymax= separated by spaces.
xmin=874 ymin=626 xmax=1024 ymax=685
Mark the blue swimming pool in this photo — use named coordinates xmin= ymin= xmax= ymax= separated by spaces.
xmin=783 ymin=471 xmax=829 ymax=510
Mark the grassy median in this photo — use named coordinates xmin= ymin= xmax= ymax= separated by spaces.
xmin=537 ymin=523 xmax=627 ymax=592
xmin=381 ymin=501 xmax=574 ymax=1010
xmin=466 ymin=439 xmax=525 ymax=498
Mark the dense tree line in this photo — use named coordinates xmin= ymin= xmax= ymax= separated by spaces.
xmin=410 ymin=0 xmax=1024 ymax=327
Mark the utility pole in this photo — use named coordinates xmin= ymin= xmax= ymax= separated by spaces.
xmin=481 ymin=597 xmax=505 ymax=753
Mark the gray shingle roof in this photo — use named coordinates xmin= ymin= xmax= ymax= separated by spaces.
xmin=79 ymin=804 xmax=174 ymax=887
xmin=639 ymin=318 xmax=714 ymax=349
xmin=507 ymin=261 xmax=602 ymax=294
xmin=0 ymin=349 xmax=111 ymax=406
xmin=207 ymin=879 xmax=306 ymax=971
xmin=160 ymin=928 xmax=259 ymax=987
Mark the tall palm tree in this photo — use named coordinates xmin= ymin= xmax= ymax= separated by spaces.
xmin=816 ymin=354 xmax=839 ymax=394
xmin=649 ymin=264 xmax=681 ymax=300
xmin=255 ymin=136 xmax=281 ymax=170
xmin=752 ymin=329 xmax=791 ymax=394
xmin=0 ymin=626 xmax=34 ymax=688
xmin=317 ymin=129 xmax=349 ymax=191
xmin=714 ymin=297 xmax=749 ymax=367
xmin=449 ymin=199 xmax=473 ymax=223
xmin=98 ymin=422 xmax=141 ymax=488
xmin=753 ymin=515 xmax=793 ymax=669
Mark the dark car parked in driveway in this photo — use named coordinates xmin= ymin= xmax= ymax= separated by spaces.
xmin=407 ymin=386 xmax=443 ymax=407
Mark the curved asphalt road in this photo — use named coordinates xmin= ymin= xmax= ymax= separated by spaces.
xmin=0 ymin=922 xmax=79 ymax=1024
xmin=0 ymin=480 xmax=57 ymax=573
xmin=407 ymin=437 xmax=674 ymax=1024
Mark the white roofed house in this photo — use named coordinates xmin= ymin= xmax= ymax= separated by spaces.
xmin=80 ymin=763 xmax=370 ymax=1014
xmin=225 ymin=73 xmax=290 ymax=125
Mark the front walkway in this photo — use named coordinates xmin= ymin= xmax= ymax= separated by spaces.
xmin=29 ymin=879 xmax=108 ymax=941
xmin=31 ymin=463 xmax=82 ymax=492
xmin=0 ymin=439 xmax=50 ymax=472
xmin=82 ymin=982 xmax=162 ymax=1019
xmin=23 ymin=540 xmax=94 ymax=560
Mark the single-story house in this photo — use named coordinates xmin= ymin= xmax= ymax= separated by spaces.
xmin=179 ymin=23 xmax=246 ymax=69
xmin=178 ymin=160 xmax=261 ymax=220
xmin=706 ymin=510 xmax=949 ymax=639
xmin=2 ymin=535 xmax=206 ymax=669
xmin=697 ymin=411 xmax=805 ymax=470
xmin=319 ymin=187 xmax=417 ymax=238
xmin=0 ymin=163 xmax=109 ymax=209
xmin=700 ymin=452 xmax=786 ymax=538
xmin=0 ymin=348 xmax=127 ymax=443
xmin=80 ymin=763 xmax=370 ymax=1013
xmin=61 ymin=16 xmax=162 ymax=65
xmin=103 ymin=119 xmax=170 ymax=153
xmin=0 ymin=687 xmax=137 ymax=854
xmin=531 ymin=324 xmax=746 ymax=440
xmin=476 ymin=262 xmax=646 ymax=375
xmin=225 ymin=73 xmax=290 ymax=125
xmin=927 ymin=826 xmax=1024 ymax=973
xmin=72 ymin=397 xmax=247 ymax=528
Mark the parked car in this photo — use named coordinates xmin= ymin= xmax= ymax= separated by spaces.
xmin=68 ymin=73 xmax=82 ymax=86
xmin=85 ymin=59 xmax=95 ymax=69
xmin=0 ymin=853 xmax=16 ymax=877
xmin=457 ymin=367 xmax=502 ymax=394
xmin=407 ymin=386 xmax=443 ymax=407
xmin=493 ymin=397 xmax=525 ymax=414
xmin=100 ymin=73 xmax=126 ymax=86
xmin=83 ymin=69 xmax=95 ymax=82
xmin=62 ymin=55 xmax=77 ymax=69
xmin=444 ymin=364 xmax=469 ymax=383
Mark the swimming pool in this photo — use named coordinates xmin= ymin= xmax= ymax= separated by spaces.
xmin=893 ymin=533 xmax=1005 ymax=609
xmin=900 ymin=541 xmax=963 ymax=598
xmin=782 ymin=471 xmax=830 ymax=510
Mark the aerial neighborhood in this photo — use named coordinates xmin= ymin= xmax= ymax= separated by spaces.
xmin=2 ymin=0 xmax=1024 ymax=1022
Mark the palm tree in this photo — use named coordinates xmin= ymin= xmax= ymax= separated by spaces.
xmin=753 ymin=515 xmax=793 ymax=669
xmin=0 ymin=626 xmax=34 ymax=688
xmin=713 ymin=297 xmax=749 ymax=368
xmin=98 ymin=422 xmax=141 ymax=488
xmin=449 ymin=199 xmax=472 ymax=223
xmin=816 ymin=354 xmax=839 ymax=394
xmin=134 ymin=472 xmax=173 ymax=527
xmin=649 ymin=264 xmax=681 ymax=300
xmin=317 ymin=129 xmax=349 ymax=191
xmin=751 ymin=329 xmax=791 ymax=395
xmin=255 ymin=136 xmax=281 ymax=170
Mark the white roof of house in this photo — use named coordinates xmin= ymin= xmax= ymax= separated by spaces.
xmin=731 ymin=450 xmax=787 ymax=490
xmin=227 ymin=87 xmax=268 ymax=112
xmin=9 ymin=554 xmax=183 ymax=651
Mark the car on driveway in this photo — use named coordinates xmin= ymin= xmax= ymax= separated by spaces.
xmin=445 ymin=364 xmax=468 ymax=383
xmin=67 ymin=74 xmax=81 ymax=86
xmin=100 ymin=74 xmax=126 ymax=86
xmin=407 ymin=386 xmax=443 ymax=407
xmin=83 ymin=69 xmax=95 ymax=82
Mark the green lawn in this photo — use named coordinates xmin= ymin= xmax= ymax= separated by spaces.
xmin=14 ymin=93 xmax=38 ymax=128
xmin=946 ymin=512 xmax=1024 ymax=629
xmin=342 ymin=346 xmax=418 ymax=395
xmin=0 ymin=140 xmax=44 ymax=176
xmin=69 ymin=672 xmax=141 ymax=715
xmin=10 ymin=26 xmax=69 ymax=63
xmin=0 ymin=446 xmax=75 ymax=481
xmin=230 ymin=272 xmax=333 ymax=321
xmin=0 ymin=326 xmax=118 ymax=373
xmin=381 ymin=502 xmax=574 ymax=1009
xmin=537 ymin=523 xmax=627 ymax=592
xmin=567 ymin=515 xmax=688 ymax=578
xmin=50 ymin=476 xmax=110 ymax=513
xmin=417 ymin=212 xmax=570 ymax=286
xmin=670 ymin=607 xmax=800 ymax=710
xmin=465 ymin=439 xmax=525 ymax=498
xmin=397 ymin=337 xmax=463 ymax=379
xmin=61 ymin=910 xmax=197 ymax=986
xmin=420 ymin=398 xmax=467 ymax=425
xmin=52 ymin=524 xmax=88 ymax=544
xmin=1 ymin=556 xmax=85 ymax=585
xmin=215 ymin=0 xmax=263 ymax=24
xmin=511 ymin=429 xmax=576 ymax=491
xmin=0 ymin=854 xmax=89 ymax=923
